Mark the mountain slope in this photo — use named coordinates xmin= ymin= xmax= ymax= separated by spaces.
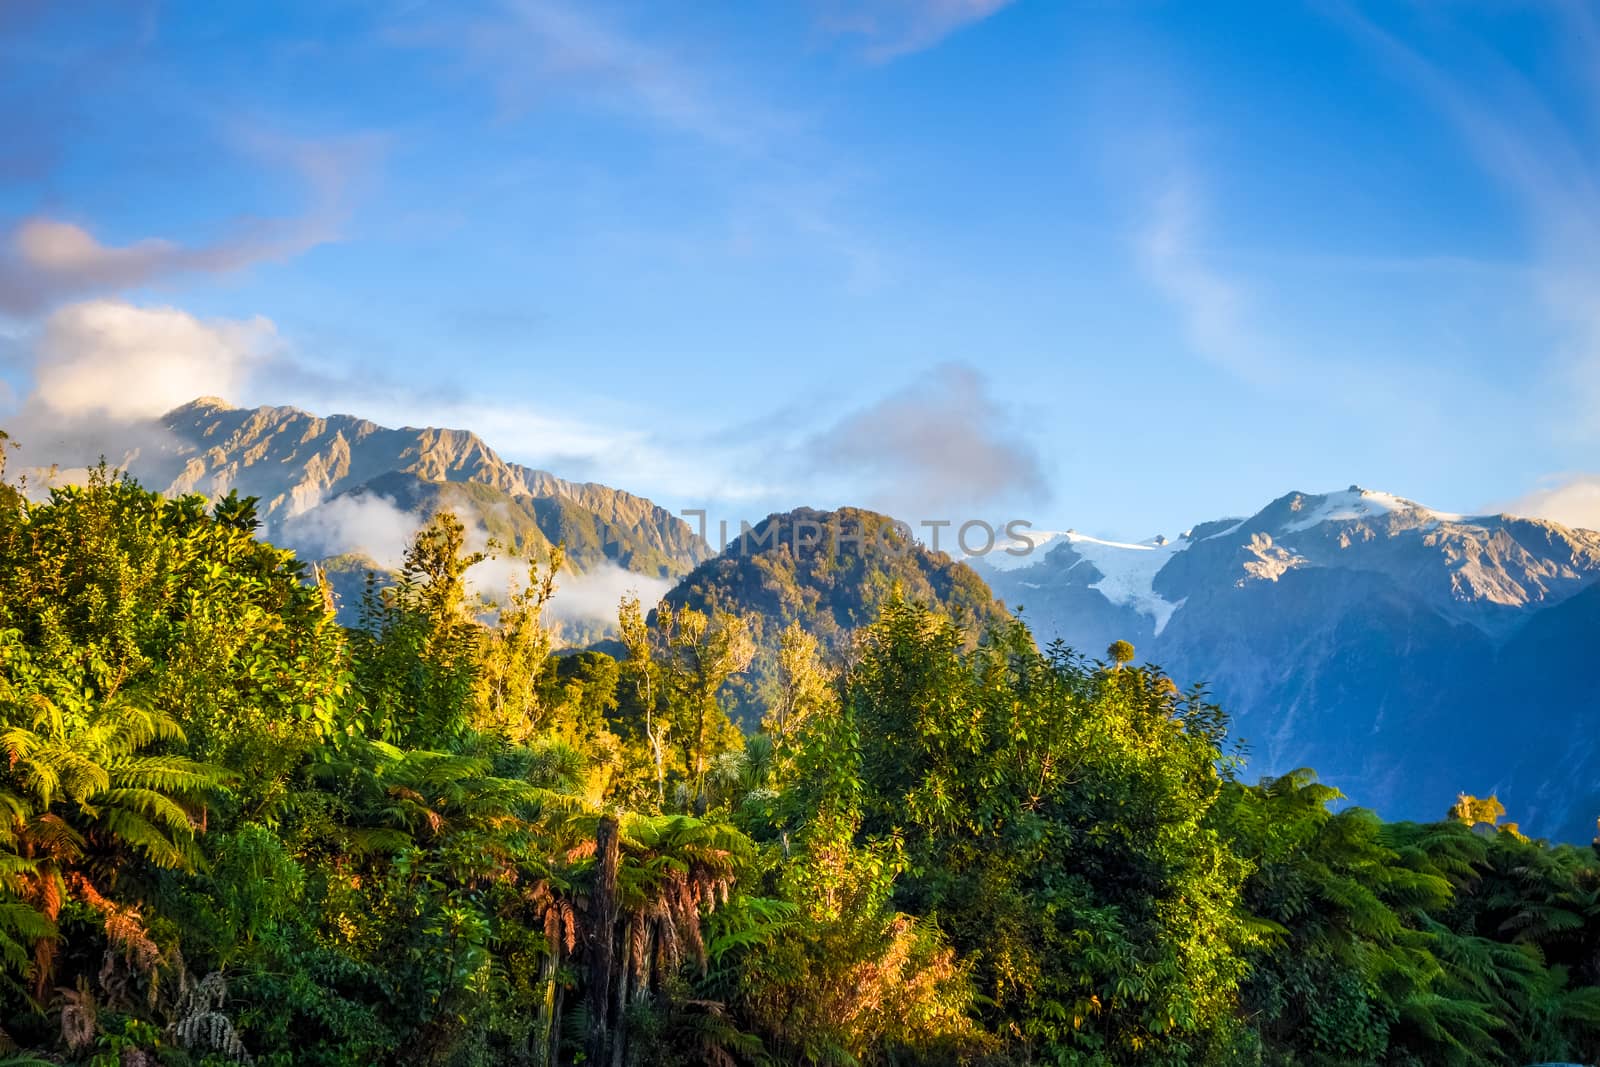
xmin=975 ymin=487 xmax=1600 ymax=840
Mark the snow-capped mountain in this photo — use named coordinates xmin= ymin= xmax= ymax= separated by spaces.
xmin=973 ymin=487 xmax=1600 ymax=841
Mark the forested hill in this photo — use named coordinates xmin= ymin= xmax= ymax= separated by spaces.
xmin=4 ymin=474 xmax=1600 ymax=1065
xmin=657 ymin=505 xmax=1011 ymax=722
xmin=662 ymin=505 xmax=1008 ymax=644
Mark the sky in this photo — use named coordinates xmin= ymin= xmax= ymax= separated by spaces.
xmin=3 ymin=0 xmax=1600 ymax=541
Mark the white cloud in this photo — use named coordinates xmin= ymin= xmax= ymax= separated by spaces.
xmin=278 ymin=493 xmax=422 ymax=571
xmin=29 ymin=300 xmax=276 ymax=421
xmin=1503 ymin=475 xmax=1600 ymax=533
xmin=548 ymin=562 xmax=674 ymax=627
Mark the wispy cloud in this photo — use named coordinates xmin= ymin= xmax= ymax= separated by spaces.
xmin=1137 ymin=173 xmax=1279 ymax=385
xmin=0 ymin=217 xmax=312 ymax=316
xmin=1329 ymin=2 xmax=1600 ymax=435
xmin=817 ymin=0 xmax=1015 ymax=62
xmin=388 ymin=0 xmax=790 ymax=153
xmin=385 ymin=0 xmax=883 ymax=282
xmin=0 ymin=129 xmax=380 ymax=315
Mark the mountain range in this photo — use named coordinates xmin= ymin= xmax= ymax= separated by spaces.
xmin=20 ymin=399 xmax=1600 ymax=840
xmin=27 ymin=398 xmax=711 ymax=627
xmin=150 ymin=397 xmax=709 ymax=575
xmin=971 ymin=488 xmax=1600 ymax=841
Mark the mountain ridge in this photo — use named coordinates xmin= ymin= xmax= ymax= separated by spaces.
xmin=154 ymin=397 xmax=708 ymax=571
xmin=974 ymin=485 xmax=1600 ymax=840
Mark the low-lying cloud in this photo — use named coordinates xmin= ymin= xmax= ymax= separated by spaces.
xmin=278 ymin=493 xmax=422 ymax=572
xmin=549 ymin=563 xmax=674 ymax=628
xmin=278 ymin=491 xmax=672 ymax=632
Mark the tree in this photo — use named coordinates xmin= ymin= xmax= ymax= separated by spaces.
xmin=760 ymin=620 xmax=831 ymax=745
xmin=352 ymin=510 xmax=485 ymax=749
xmin=618 ymin=593 xmax=669 ymax=809
xmin=0 ymin=691 xmax=224 ymax=996
xmin=658 ymin=605 xmax=755 ymax=812
xmin=475 ymin=546 xmax=563 ymax=741
xmin=617 ymin=599 xmax=756 ymax=813
xmin=1449 ymin=792 xmax=1507 ymax=829
xmin=843 ymin=600 xmax=1255 ymax=1063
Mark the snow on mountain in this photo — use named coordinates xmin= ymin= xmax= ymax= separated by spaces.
xmin=972 ymin=529 xmax=1190 ymax=635
xmin=976 ymin=486 xmax=1600 ymax=840
xmin=1060 ymin=532 xmax=1190 ymax=635
xmin=974 ymin=529 xmax=1069 ymax=572
xmin=1278 ymin=485 xmax=1463 ymax=533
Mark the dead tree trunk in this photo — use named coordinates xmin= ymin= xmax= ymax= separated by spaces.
xmin=610 ymin=919 xmax=632 ymax=1067
xmin=586 ymin=815 xmax=621 ymax=1067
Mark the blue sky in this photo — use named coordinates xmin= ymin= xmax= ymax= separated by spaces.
xmin=3 ymin=0 xmax=1600 ymax=539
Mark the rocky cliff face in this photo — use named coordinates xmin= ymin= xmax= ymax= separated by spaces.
xmin=975 ymin=488 xmax=1600 ymax=841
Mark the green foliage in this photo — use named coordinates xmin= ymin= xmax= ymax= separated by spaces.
xmin=842 ymin=602 xmax=1256 ymax=1063
xmin=351 ymin=510 xmax=484 ymax=749
xmin=2 ymin=471 xmax=1600 ymax=1066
